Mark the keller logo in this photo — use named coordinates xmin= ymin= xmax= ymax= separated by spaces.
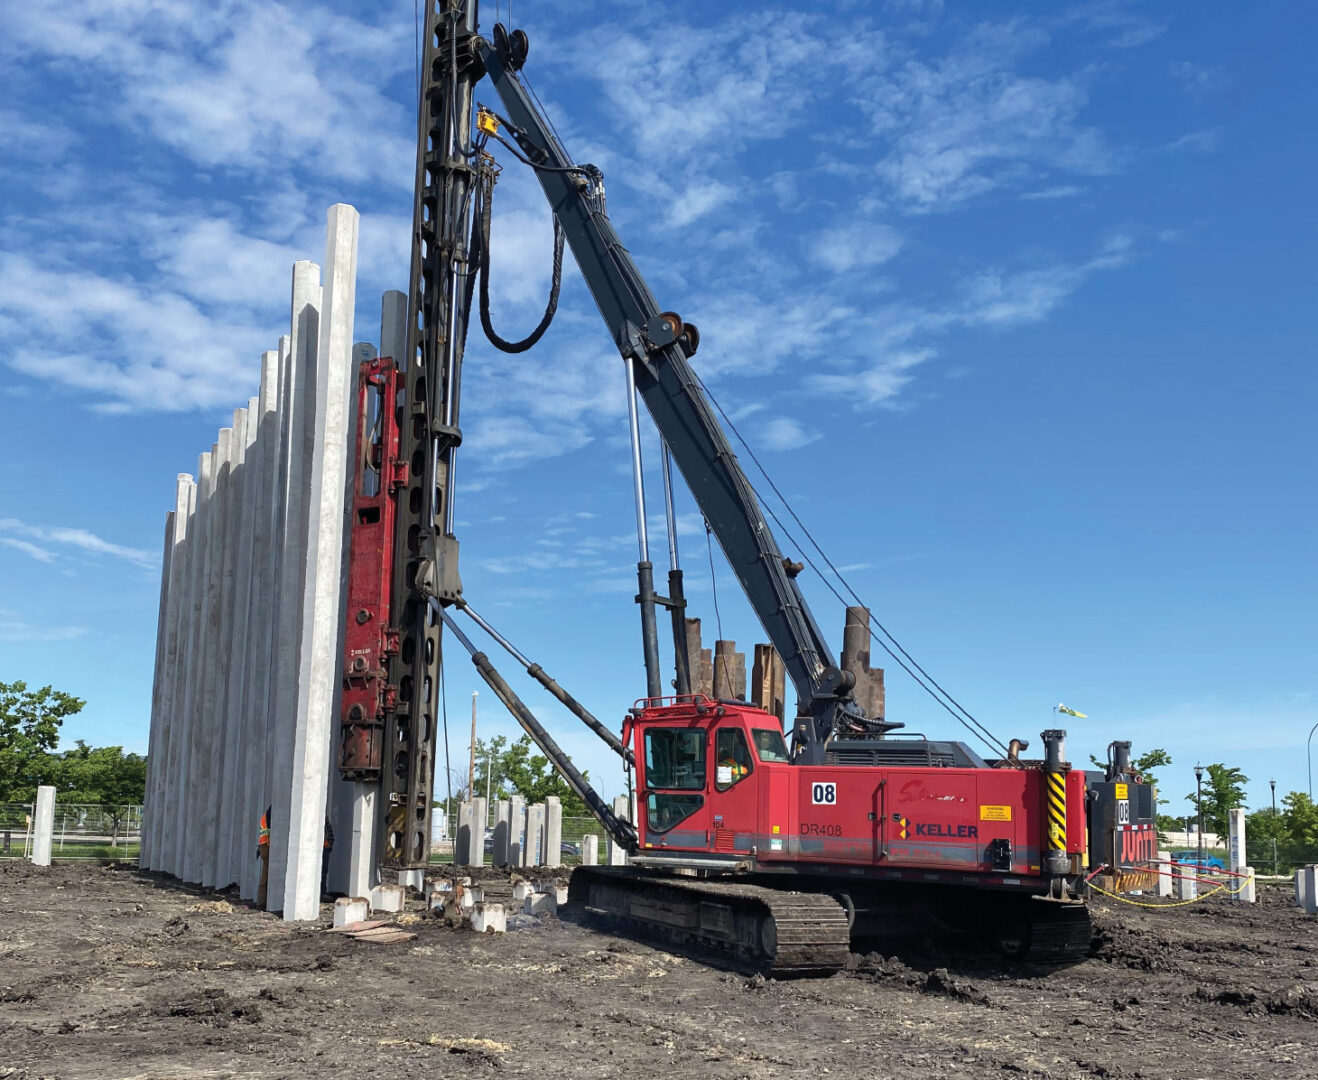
xmin=893 ymin=813 xmax=909 ymax=839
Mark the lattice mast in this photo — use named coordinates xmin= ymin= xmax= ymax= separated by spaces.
xmin=381 ymin=0 xmax=481 ymax=869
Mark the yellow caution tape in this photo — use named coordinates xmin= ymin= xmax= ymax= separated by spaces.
xmin=1087 ymin=868 xmax=1252 ymax=908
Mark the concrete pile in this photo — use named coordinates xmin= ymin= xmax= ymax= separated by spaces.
xmin=1296 ymin=865 xmax=1318 ymax=914
xmin=457 ymin=795 xmax=609 ymax=869
xmin=138 ymin=205 xmax=397 ymax=920
xmin=1225 ymin=808 xmax=1256 ymax=903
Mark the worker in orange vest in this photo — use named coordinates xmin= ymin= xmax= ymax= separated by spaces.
xmin=256 ymin=806 xmax=272 ymax=908
xmin=256 ymin=807 xmax=335 ymax=908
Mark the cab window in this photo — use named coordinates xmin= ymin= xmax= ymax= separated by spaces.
xmin=646 ymin=792 xmax=704 ymax=834
xmin=752 ymin=728 xmax=790 ymax=763
xmin=644 ymin=728 xmax=706 ymax=834
xmin=644 ymin=728 xmax=706 ymax=790
xmin=715 ymin=728 xmax=753 ymax=791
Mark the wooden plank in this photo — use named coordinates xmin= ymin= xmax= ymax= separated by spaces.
xmin=349 ymin=929 xmax=416 ymax=944
xmin=326 ymin=919 xmax=389 ymax=934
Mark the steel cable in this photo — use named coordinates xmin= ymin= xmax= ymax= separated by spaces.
xmin=688 ymin=369 xmax=1009 ymax=757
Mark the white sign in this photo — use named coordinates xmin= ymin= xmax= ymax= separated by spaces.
xmin=811 ymin=782 xmax=837 ymax=805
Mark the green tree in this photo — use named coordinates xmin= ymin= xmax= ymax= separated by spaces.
xmin=0 ymin=681 xmax=84 ymax=802
xmin=55 ymin=741 xmax=147 ymax=845
xmin=472 ymin=734 xmax=589 ymax=816
xmin=1282 ymin=791 xmax=1318 ymax=847
xmin=1185 ymin=763 xmax=1248 ymax=839
xmin=1157 ymin=812 xmax=1191 ymax=834
xmin=1092 ymin=748 xmax=1174 ymax=822
xmin=1132 ymin=748 xmax=1172 ymax=792
xmin=1245 ymin=806 xmax=1287 ymax=871
xmin=471 ymin=735 xmax=512 ymax=802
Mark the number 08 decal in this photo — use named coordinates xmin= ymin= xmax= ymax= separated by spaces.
xmin=811 ymin=782 xmax=837 ymax=805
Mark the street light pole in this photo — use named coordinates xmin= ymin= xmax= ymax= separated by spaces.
xmin=1270 ymin=778 xmax=1278 ymax=876
xmin=1194 ymin=763 xmax=1204 ymax=867
xmin=468 ymin=691 xmax=479 ymax=802
xmin=1308 ymin=721 xmax=1318 ymax=799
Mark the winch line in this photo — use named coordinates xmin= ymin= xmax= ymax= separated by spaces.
xmin=689 ymin=369 xmax=1009 ymax=757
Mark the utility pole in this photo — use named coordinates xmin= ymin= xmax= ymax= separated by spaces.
xmin=468 ymin=691 xmax=478 ymax=801
xmin=1308 ymin=721 xmax=1318 ymax=799
xmin=1270 ymin=778 xmax=1278 ymax=876
xmin=1194 ymin=763 xmax=1204 ymax=867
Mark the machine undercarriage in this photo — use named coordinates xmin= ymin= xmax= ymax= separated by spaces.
xmin=570 ymin=868 xmax=1094 ymax=973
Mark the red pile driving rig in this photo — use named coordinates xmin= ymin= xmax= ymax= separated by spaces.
xmin=335 ymin=0 xmax=1160 ymax=974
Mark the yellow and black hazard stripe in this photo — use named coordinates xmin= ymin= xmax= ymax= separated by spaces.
xmin=1045 ymin=771 xmax=1067 ymax=852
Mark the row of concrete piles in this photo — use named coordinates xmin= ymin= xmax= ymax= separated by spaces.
xmin=139 ymin=205 xmax=398 ymax=920
xmin=452 ymin=794 xmax=633 ymax=868
xmin=135 ymin=216 xmax=889 ymax=920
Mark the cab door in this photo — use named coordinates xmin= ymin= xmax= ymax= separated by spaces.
xmin=707 ymin=726 xmax=760 ymax=855
xmin=638 ymin=725 xmax=712 ymax=852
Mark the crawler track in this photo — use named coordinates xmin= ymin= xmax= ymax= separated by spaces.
xmin=1019 ymin=895 xmax=1094 ymax=963
xmin=569 ymin=868 xmax=852 ymax=976
xmin=571 ymin=869 xmax=1095 ymax=972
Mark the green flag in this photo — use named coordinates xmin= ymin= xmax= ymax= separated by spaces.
xmin=1056 ymin=703 xmax=1087 ymax=718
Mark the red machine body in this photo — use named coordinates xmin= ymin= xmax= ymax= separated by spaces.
xmin=338 ymin=358 xmax=405 ymax=779
xmin=627 ymin=698 xmax=1087 ymax=893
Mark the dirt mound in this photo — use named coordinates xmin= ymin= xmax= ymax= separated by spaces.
xmin=156 ymin=987 xmax=263 ymax=1026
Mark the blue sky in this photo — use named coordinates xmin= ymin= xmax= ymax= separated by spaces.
xmin=1 ymin=1 xmax=1313 ymax=817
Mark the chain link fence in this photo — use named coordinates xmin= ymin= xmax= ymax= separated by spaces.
xmin=0 ymin=803 xmax=142 ymax=860
xmin=1255 ymin=839 xmax=1318 ymax=877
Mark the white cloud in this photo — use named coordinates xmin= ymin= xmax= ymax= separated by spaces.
xmin=1021 ymin=185 xmax=1085 ymax=201
xmin=856 ymin=19 xmax=1117 ymax=211
xmin=1063 ymin=3 xmax=1168 ymax=50
xmin=476 ymin=552 xmax=603 ymax=575
xmin=0 ymin=1 xmax=413 ymax=188
xmin=0 ymin=610 xmax=88 ymax=643
xmin=808 ymin=222 xmax=904 ymax=274
xmin=0 ymin=538 xmax=56 ymax=563
xmin=758 ymin=418 xmax=823 ymax=452
xmin=1169 ymin=61 xmax=1229 ymax=100
xmin=556 ymin=12 xmax=881 ymax=162
xmin=0 ymin=252 xmax=268 ymax=412
xmin=0 ymin=518 xmax=156 ymax=569
xmin=140 ymin=215 xmax=307 ymax=308
xmin=960 ymin=234 xmax=1133 ymax=327
xmin=0 ymin=1 xmax=1154 ymax=445
xmin=805 ymin=234 xmax=1135 ymax=410
xmin=1163 ymin=129 xmax=1220 ymax=154
xmin=806 ymin=349 xmax=934 ymax=408
xmin=667 ymin=180 xmax=739 ymax=229
xmin=0 ymin=109 xmax=74 ymax=163
xmin=685 ymin=290 xmax=861 ymax=380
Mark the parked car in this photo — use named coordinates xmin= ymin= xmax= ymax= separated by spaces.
xmin=560 ymin=841 xmax=581 ymax=857
xmin=1171 ymin=850 xmax=1225 ymax=870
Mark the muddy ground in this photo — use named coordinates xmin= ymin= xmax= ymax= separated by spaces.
xmin=0 ymin=862 xmax=1314 ymax=1080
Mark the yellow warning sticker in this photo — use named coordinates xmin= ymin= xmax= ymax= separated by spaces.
xmin=1114 ymin=783 xmax=1128 ymax=799
xmin=772 ymin=825 xmax=780 ymax=835
xmin=980 ymin=805 xmax=1012 ymax=821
